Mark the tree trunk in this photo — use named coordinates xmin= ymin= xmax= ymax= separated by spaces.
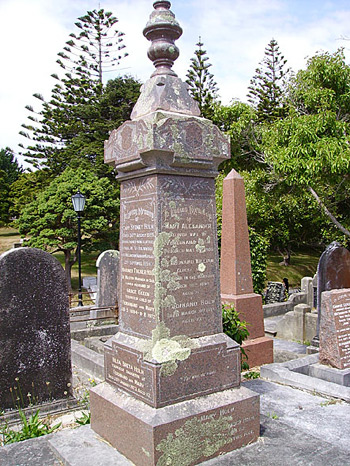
xmin=63 ymin=249 xmax=77 ymax=291
xmin=308 ymin=186 xmax=350 ymax=238
xmin=278 ymin=247 xmax=291 ymax=266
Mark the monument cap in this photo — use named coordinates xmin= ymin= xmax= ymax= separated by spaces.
xmin=143 ymin=1 xmax=182 ymax=77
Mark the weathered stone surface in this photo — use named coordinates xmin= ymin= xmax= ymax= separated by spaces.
xmin=265 ymin=282 xmax=285 ymax=304
xmin=220 ymin=169 xmax=273 ymax=367
xmin=91 ymin=382 xmax=260 ymax=466
xmin=105 ymin=110 xmax=230 ymax=176
xmin=95 ymin=250 xmax=119 ymax=308
xmin=105 ymin=332 xmax=240 ymax=408
xmin=131 ymin=76 xmax=200 ymax=119
xmin=119 ymin=174 xmax=222 ymax=339
xmin=0 ymin=248 xmax=72 ymax=409
xmin=320 ymin=288 xmax=350 ymax=369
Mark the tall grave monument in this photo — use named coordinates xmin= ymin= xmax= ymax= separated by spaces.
xmin=90 ymin=2 xmax=260 ymax=465
xmin=220 ymin=169 xmax=273 ymax=367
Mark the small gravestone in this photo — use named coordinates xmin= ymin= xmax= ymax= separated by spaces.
xmin=315 ymin=242 xmax=350 ymax=340
xmin=265 ymin=281 xmax=285 ymax=304
xmin=0 ymin=248 xmax=72 ymax=409
xmin=95 ymin=250 xmax=119 ymax=308
xmin=320 ymin=288 xmax=350 ymax=369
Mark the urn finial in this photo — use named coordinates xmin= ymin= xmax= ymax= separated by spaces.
xmin=143 ymin=1 xmax=182 ymax=77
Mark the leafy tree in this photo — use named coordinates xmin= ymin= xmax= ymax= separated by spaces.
xmin=19 ymin=9 xmax=137 ymax=174
xmin=0 ymin=148 xmax=23 ymax=184
xmin=9 ymin=169 xmax=53 ymax=219
xmin=211 ymin=102 xmax=261 ymax=172
xmin=0 ymin=170 xmax=9 ymax=226
xmin=0 ymin=148 xmax=23 ymax=225
xmin=263 ymin=49 xmax=350 ymax=241
xmin=17 ymin=167 xmax=120 ymax=288
xmin=247 ymin=38 xmax=291 ymax=122
xmin=186 ymin=38 xmax=219 ymax=118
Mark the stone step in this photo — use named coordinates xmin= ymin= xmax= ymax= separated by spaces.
xmin=48 ymin=425 xmax=132 ymax=465
xmin=71 ymin=340 xmax=104 ymax=380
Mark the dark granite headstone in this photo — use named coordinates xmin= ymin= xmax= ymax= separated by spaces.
xmin=95 ymin=250 xmax=119 ymax=308
xmin=316 ymin=242 xmax=350 ymax=338
xmin=320 ymin=288 xmax=350 ymax=369
xmin=0 ymin=248 xmax=72 ymax=409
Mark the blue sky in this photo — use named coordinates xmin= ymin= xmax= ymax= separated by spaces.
xmin=0 ymin=0 xmax=349 ymax=168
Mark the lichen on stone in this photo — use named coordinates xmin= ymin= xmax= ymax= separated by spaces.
xmin=152 ymin=339 xmax=190 ymax=364
xmin=198 ymin=263 xmax=206 ymax=272
xmin=156 ymin=415 xmax=237 ymax=465
xmin=140 ymin=322 xmax=198 ymax=377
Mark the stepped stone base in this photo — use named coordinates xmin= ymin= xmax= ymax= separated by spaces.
xmin=242 ymin=337 xmax=274 ymax=368
xmin=90 ymin=382 xmax=260 ymax=466
xmin=104 ymin=332 xmax=240 ymax=408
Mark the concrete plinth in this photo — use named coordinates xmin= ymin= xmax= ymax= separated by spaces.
xmin=90 ymin=382 xmax=260 ymax=466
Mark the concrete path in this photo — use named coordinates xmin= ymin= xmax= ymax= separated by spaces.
xmin=1 ymin=378 xmax=349 ymax=466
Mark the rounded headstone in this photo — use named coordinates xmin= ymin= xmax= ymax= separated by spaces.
xmin=0 ymin=248 xmax=72 ymax=409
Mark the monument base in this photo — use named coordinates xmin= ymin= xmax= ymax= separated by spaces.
xmin=221 ymin=293 xmax=265 ymax=339
xmin=90 ymin=382 xmax=260 ymax=466
xmin=242 ymin=336 xmax=274 ymax=368
xmin=221 ymin=293 xmax=273 ymax=367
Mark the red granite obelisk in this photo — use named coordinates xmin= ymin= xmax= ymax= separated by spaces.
xmin=90 ymin=3 xmax=260 ymax=465
xmin=220 ymin=169 xmax=273 ymax=367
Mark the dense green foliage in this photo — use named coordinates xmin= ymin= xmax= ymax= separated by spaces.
xmin=263 ymin=49 xmax=350 ymax=241
xmin=12 ymin=8 xmax=140 ymax=283
xmin=222 ymin=304 xmax=249 ymax=369
xmin=0 ymin=149 xmax=23 ymax=225
xmin=186 ymin=38 xmax=219 ymax=118
xmin=17 ymin=167 xmax=119 ymax=288
xmin=19 ymin=9 xmax=139 ymax=174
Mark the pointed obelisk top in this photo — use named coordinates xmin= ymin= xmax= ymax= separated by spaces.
xmin=143 ymin=1 xmax=182 ymax=77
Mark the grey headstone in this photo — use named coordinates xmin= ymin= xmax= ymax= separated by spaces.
xmin=95 ymin=250 xmax=119 ymax=308
xmin=315 ymin=242 xmax=350 ymax=337
xmin=0 ymin=247 xmax=72 ymax=410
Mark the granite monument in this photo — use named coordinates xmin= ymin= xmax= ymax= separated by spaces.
xmin=90 ymin=2 xmax=260 ymax=465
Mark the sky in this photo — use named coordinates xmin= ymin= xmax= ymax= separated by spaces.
xmin=1 ymin=0 xmax=350 ymax=168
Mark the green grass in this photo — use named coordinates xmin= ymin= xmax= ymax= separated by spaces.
xmin=266 ymin=250 xmax=320 ymax=287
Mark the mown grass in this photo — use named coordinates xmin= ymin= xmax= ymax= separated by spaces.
xmin=266 ymin=249 xmax=320 ymax=287
xmin=0 ymin=227 xmax=321 ymax=290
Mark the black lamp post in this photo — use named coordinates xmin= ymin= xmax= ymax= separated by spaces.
xmin=71 ymin=191 xmax=86 ymax=306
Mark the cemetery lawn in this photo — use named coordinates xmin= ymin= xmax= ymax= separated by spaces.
xmin=266 ymin=249 xmax=320 ymax=287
